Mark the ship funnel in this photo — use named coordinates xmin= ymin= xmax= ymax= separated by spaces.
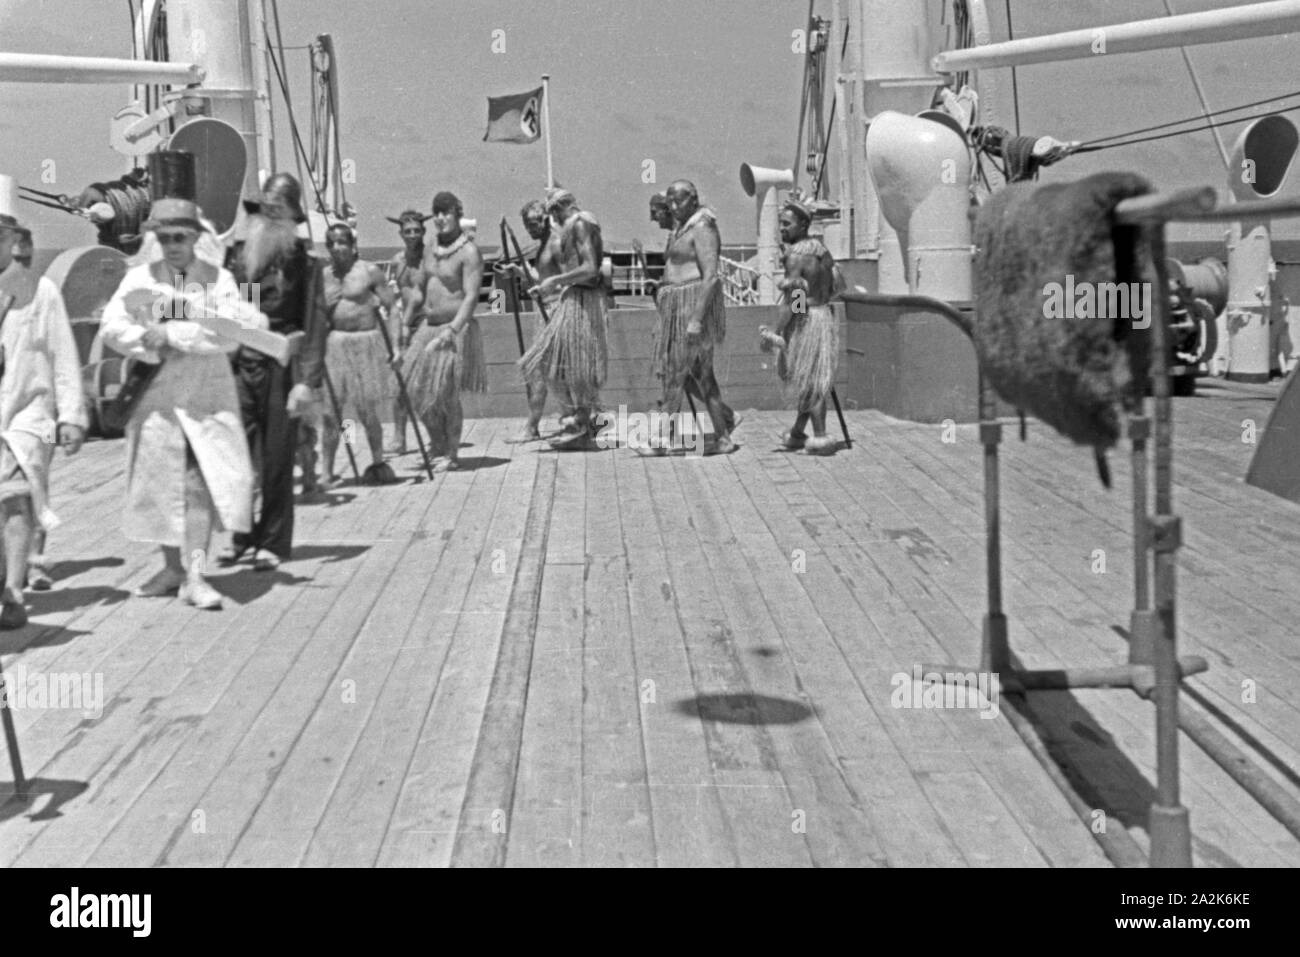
xmin=739 ymin=163 xmax=794 ymax=304
xmin=1223 ymin=115 xmax=1298 ymax=381
xmin=864 ymin=110 xmax=971 ymax=300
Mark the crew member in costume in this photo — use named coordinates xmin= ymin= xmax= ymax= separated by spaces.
xmin=498 ymin=199 xmax=569 ymax=440
xmin=759 ymin=198 xmax=844 ymax=455
xmin=518 ymin=189 xmax=608 ymax=450
xmin=221 ymin=173 xmax=328 ymax=570
xmin=652 ymin=179 xmax=736 ymax=454
xmin=100 ymin=199 xmax=263 ymax=610
xmin=398 ymin=191 xmax=487 ymax=471
xmin=0 ymin=209 xmax=87 ymax=627
xmin=320 ymin=223 xmax=397 ymax=484
xmin=385 ymin=209 xmax=430 ymax=454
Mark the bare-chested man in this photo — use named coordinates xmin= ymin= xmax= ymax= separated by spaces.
xmin=385 ymin=209 xmax=429 ymax=453
xmin=320 ymin=224 xmax=398 ymax=483
xmin=759 ymin=198 xmax=845 ymax=455
xmin=399 ymin=191 xmax=487 ymax=471
xmin=653 ymin=179 xmax=736 ymax=454
xmin=498 ymin=199 xmax=572 ymax=440
xmin=518 ymin=189 xmax=608 ymax=450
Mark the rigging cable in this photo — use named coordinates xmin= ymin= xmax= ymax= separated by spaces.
xmin=269 ymin=0 xmax=309 ymax=201
xmin=1079 ymin=88 xmax=1300 ymax=147
xmin=264 ymin=24 xmax=332 ymax=230
xmin=1004 ymin=0 xmax=1020 ymax=135
xmin=810 ymin=15 xmax=852 ymax=200
xmin=1162 ymin=0 xmax=1231 ymax=170
xmin=1074 ymin=102 xmax=1300 ymax=154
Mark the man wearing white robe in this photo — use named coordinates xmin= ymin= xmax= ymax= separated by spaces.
xmin=0 ymin=212 xmax=87 ymax=629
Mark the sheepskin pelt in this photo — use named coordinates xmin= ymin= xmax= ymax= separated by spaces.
xmin=972 ymin=171 xmax=1155 ymax=485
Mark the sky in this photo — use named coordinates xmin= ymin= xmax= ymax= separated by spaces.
xmin=2 ymin=0 xmax=1298 ymax=252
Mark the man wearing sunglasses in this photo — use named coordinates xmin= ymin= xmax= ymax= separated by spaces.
xmin=0 ymin=209 xmax=88 ymax=628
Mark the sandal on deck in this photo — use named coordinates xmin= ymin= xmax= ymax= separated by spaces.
xmin=181 ymin=578 xmax=224 ymax=610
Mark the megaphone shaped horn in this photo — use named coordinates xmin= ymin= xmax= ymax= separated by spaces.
xmin=739 ymin=163 xmax=794 ymax=197
xmin=738 ymin=163 xmax=794 ymax=304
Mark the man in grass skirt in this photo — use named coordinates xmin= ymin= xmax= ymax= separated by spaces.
xmin=517 ymin=189 xmax=608 ymax=451
xmin=759 ymin=197 xmax=844 ymax=455
xmin=651 ymin=180 xmax=737 ymax=455
xmin=397 ymin=191 xmax=487 ymax=472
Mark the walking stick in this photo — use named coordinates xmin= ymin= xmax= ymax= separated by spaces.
xmin=499 ymin=218 xmax=528 ymax=356
xmin=374 ymin=307 xmax=436 ymax=481
xmin=320 ymin=365 xmax=362 ymax=483
xmin=829 ymin=386 xmax=852 ymax=450
xmin=499 ymin=219 xmax=543 ymax=429
xmin=1 ymin=659 xmax=28 ymax=799
xmin=503 ymin=221 xmax=552 ymax=325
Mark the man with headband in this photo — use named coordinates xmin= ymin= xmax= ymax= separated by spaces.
xmin=499 ymin=198 xmax=570 ymax=441
xmin=759 ymin=197 xmax=845 ymax=455
xmin=652 ymin=179 xmax=737 ymax=454
xmin=518 ymin=189 xmax=608 ymax=450
xmin=385 ymin=209 xmax=430 ymax=453
xmin=320 ymin=223 xmax=398 ymax=484
xmin=399 ymin=191 xmax=487 ymax=471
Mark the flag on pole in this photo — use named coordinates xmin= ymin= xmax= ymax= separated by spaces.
xmin=483 ymin=86 xmax=544 ymax=143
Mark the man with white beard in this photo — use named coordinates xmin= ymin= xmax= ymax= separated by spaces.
xmin=220 ymin=173 xmax=328 ymax=571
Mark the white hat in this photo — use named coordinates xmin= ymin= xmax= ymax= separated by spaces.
xmin=0 ymin=173 xmax=26 ymax=231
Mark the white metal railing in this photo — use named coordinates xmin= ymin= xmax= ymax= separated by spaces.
xmin=719 ymin=255 xmax=761 ymax=305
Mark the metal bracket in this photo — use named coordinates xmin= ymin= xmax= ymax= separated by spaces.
xmin=1149 ymin=515 xmax=1183 ymax=552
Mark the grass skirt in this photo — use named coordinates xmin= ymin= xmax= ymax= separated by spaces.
xmin=404 ymin=319 xmax=487 ymax=419
xmin=518 ymin=285 xmax=607 ymax=396
xmin=653 ymin=279 xmax=726 ymax=383
xmin=325 ymin=329 xmax=396 ymax=417
xmin=779 ymin=304 xmax=839 ymax=411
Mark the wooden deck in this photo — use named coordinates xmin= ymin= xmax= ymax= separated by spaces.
xmin=2 ymin=379 xmax=1298 ymax=867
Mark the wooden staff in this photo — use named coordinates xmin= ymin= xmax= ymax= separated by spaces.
xmin=499 ymin=218 xmax=529 ymax=356
xmin=829 ymin=386 xmax=852 ymax=449
xmin=374 ymin=306 xmax=436 ymax=482
xmin=503 ymin=221 xmax=551 ymax=325
xmin=1 ymin=659 xmax=27 ymax=799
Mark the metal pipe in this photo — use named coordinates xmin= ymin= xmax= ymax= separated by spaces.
xmin=1145 ymin=225 xmax=1193 ymax=868
xmin=1179 ymin=705 xmax=1300 ymax=842
xmin=839 ymin=290 xmax=971 ymax=335
xmin=932 ymin=0 xmax=1300 ymax=73
xmin=0 ymin=52 xmax=202 ymax=85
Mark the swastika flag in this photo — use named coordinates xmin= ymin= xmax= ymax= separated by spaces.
xmin=483 ymin=86 xmax=544 ymax=144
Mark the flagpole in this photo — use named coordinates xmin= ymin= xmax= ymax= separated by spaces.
xmin=541 ymin=73 xmax=554 ymax=188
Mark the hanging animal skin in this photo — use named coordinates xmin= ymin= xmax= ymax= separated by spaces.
xmin=971 ymin=172 xmax=1156 ymax=486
